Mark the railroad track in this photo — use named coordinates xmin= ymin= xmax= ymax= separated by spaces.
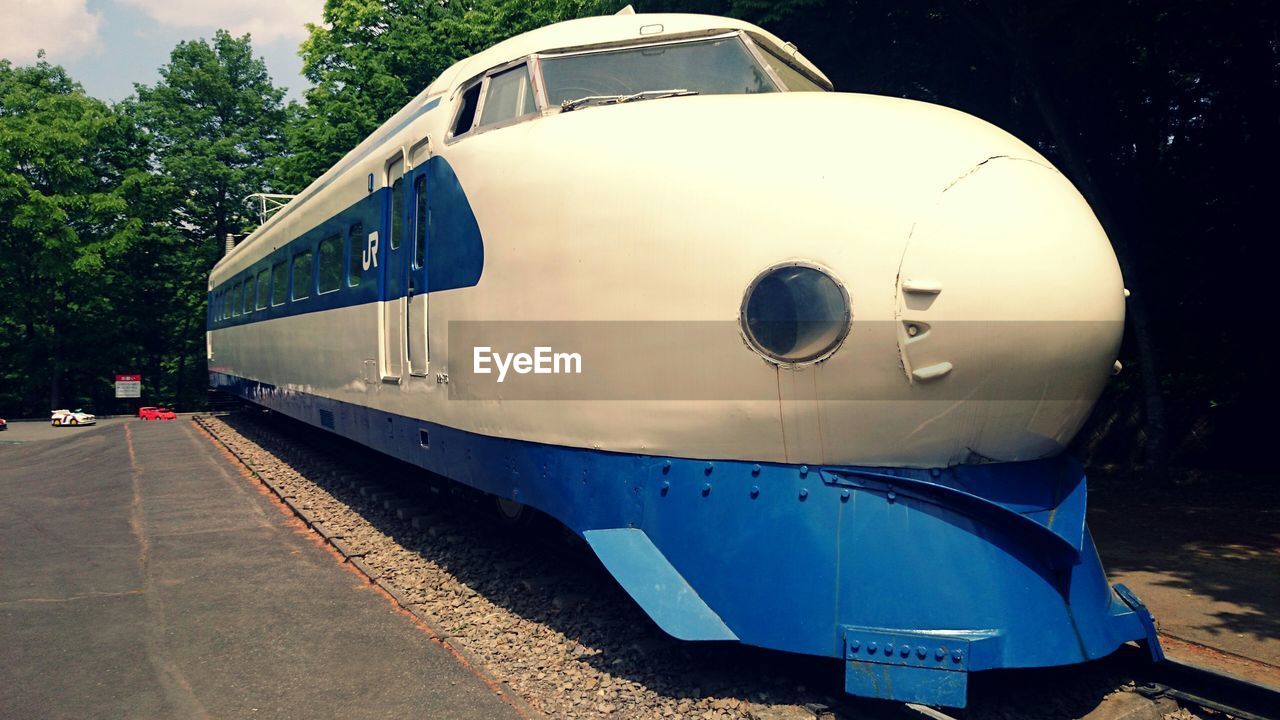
xmin=1133 ymin=653 xmax=1279 ymax=720
xmin=194 ymin=411 xmax=1279 ymax=720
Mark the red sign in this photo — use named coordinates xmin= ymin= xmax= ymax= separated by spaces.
xmin=115 ymin=374 xmax=142 ymax=398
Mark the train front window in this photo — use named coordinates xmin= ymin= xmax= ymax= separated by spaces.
xmin=755 ymin=43 xmax=826 ymax=92
xmin=540 ymin=36 xmax=777 ymax=108
xmin=479 ymin=64 xmax=536 ymax=128
xmin=450 ymin=83 xmax=481 ymax=138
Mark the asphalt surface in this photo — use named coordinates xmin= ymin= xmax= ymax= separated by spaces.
xmin=0 ymin=419 xmax=523 ymax=720
xmin=1091 ymin=479 xmax=1280 ymax=686
xmin=0 ymin=416 xmax=131 ymax=444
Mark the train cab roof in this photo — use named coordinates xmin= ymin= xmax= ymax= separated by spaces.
xmin=424 ymin=12 xmax=832 ymax=101
xmin=212 ymin=12 xmax=830 ymax=279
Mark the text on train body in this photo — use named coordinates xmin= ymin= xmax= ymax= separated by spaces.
xmin=473 ymin=347 xmax=583 ymax=382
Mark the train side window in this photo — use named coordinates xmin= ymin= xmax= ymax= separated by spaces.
xmin=478 ymin=64 xmax=536 ymax=128
xmin=255 ymin=269 xmax=269 ymax=310
xmin=231 ymin=282 xmax=242 ymax=317
xmin=292 ymin=249 xmax=313 ymax=301
xmin=347 ymin=222 xmax=364 ymax=287
xmin=318 ymin=235 xmax=342 ymax=294
xmin=450 ymin=82 xmax=481 ymax=138
xmin=242 ymin=276 xmax=255 ymax=315
xmin=272 ymin=261 xmax=287 ymax=306
xmin=413 ymin=175 xmax=427 ymax=269
xmin=390 ymin=172 xmax=404 ymax=250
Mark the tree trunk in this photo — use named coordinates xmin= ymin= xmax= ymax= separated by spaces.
xmin=49 ymin=339 xmax=61 ymax=411
xmin=173 ymin=311 xmax=194 ymax=410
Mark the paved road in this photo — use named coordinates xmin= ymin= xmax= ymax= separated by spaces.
xmin=0 ymin=416 xmax=131 ymax=444
xmin=0 ymin=419 xmax=523 ymax=720
xmin=1092 ymin=481 xmax=1280 ymax=684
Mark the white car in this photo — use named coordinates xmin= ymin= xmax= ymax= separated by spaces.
xmin=51 ymin=409 xmax=96 ymax=427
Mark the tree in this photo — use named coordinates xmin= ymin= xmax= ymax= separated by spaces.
xmin=283 ymin=0 xmax=624 ymax=189
xmin=126 ymin=30 xmax=293 ymax=406
xmin=129 ymin=30 xmax=290 ymax=249
xmin=0 ymin=58 xmax=154 ymax=413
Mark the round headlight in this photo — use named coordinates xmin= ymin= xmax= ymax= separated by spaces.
xmin=741 ymin=263 xmax=850 ymax=364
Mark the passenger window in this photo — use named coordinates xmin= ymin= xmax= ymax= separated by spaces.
xmin=231 ymin=282 xmax=242 ymax=317
xmin=318 ymin=235 xmax=342 ymax=294
xmin=390 ymin=174 xmax=404 ymax=250
xmin=413 ymin=175 xmax=427 ymax=269
xmin=451 ymin=82 xmax=481 ymax=137
xmin=255 ymin=270 xmax=269 ymax=309
xmin=347 ymin=222 xmax=364 ymax=287
xmin=479 ymin=65 xmax=536 ymax=127
xmin=292 ymin=250 xmax=313 ymax=300
xmin=272 ymin=261 xmax=287 ymax=306
xmin=242 ymin=277 xmax=254 ymax=315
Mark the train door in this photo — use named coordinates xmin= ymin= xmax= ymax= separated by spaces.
xmin=381 ymin=152 xmax=407 ymax=381
xmin=407 ymin=138 xmax=431 ymax=376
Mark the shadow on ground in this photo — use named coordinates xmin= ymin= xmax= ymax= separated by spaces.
xmin=1089 ymin=469 xmax=1280 ymax=661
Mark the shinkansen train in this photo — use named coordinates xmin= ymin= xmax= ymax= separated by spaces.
xmin=208 ymin=9 xmax=1162 ymax=707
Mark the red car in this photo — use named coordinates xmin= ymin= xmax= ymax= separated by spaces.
xmin=0 ymin=417 xmax=7 ymax=431
xmin=139 ymin=407 xmax=177 ymax=421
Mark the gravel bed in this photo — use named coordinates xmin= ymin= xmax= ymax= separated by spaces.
xmin=194 ymin=412 xmax=1215 ymax=720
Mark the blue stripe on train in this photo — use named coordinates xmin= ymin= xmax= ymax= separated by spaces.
xmin=261 ymin=95 xmax=443 ymax=232
xmin=208 ymin=154 xmax=483 ymax=330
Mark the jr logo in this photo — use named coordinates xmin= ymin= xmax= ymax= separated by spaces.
xmin=362 ymin=231 xmax=379 ymax=271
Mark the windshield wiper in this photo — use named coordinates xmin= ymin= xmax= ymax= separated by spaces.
xmin=560 ymin=89 xmax=699 ymax=112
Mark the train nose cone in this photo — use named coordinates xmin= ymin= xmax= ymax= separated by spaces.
xmin=893 ymin=156 xmax=1126 ymax=461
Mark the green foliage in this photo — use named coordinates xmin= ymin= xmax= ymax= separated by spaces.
xmin=128 ymin=30 xmax=291 ymax=247
xmin=123 ymin=31 xmax=294 ymax=410
xmin=282 ymin=0 xmax=624 ymax=189
xmin=0 ymin=32 xmax=293 ymax=416
xmin=0 ymin=59 xmax=157 ymax=414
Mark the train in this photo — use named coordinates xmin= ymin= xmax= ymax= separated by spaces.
xmin=207 ymin=9 xmax=1163 ymax=707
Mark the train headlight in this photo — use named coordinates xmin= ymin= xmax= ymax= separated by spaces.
xmin=740 ymin=263 xmax=851 ymax=365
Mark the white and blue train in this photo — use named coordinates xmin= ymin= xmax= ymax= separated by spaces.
xmin=208 ymin=10 xmax=1162 ymax=707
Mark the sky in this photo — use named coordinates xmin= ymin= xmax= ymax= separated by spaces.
xmin=0 ymin=0 xmax=325 ymax=102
